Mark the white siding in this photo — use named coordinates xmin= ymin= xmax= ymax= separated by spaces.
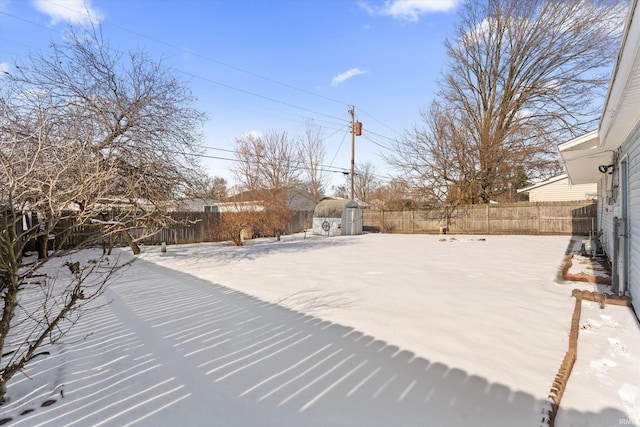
xmin=623 ymin=127 xmax=640 ymax=316
xmin=598 ymin=172 xmax=616 ymax=259
xmin=528 ymin=178 xmax=597 ymax=202
xmin=599 ymin=123 xmax=640 ymax=316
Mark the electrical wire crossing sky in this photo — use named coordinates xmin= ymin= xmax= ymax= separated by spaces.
xmin=0 ymin=0 xmax=462 ymax=188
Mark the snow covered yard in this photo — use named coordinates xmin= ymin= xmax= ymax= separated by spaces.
xmin=0 ymin=233 xmax=638 ymax=426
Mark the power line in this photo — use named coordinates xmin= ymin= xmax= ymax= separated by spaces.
xmin=204 ymin=98 xmax=347 ymax=130
xmin=0 ymin=11 xmax=351 ymax=127
xmin=194 ymin=141 xmax=351 ymax=174
xmin=357 ymin=107 xmax=397 ymax=133
xmin=361 ymin=133 xmax=395 ymax=152
xmin=364 ymin=129 xmax=397 ymax=143
xmin=167 ymin=64 xmax=348 ymax=123
xmin=195 ymin=123 xmax=350 ymax=160
xmin=328 ymin=126 xmax=350 ymax=168
xmin=1 ymin=7 xmax=351 ymax=111
xmin=167 ymin=149 xmax=350 ymax=176
xmin=1 ymin=9 xmax=403 ymax=185
xmin=101 ymin=20 xmax=351 ymax=108
xmin=9 ymin=0 xmax=351 ymax=108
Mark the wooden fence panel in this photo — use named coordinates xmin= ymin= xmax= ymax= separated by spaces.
xmin=449 ymin=205 xmax=486 ymax=233
xmin=489 ymin=204 xmax=539 ymax=234
xmin=362 ymin=210 xmax=382 ymax=232
xmin=285 ymin=210 xmax=313 ymax=236
xmin=363 ymin=201 xmax=597 ymax=235
xmin=51 ymin=210 xmax=315 ymax=249
xmin=134 ymin=212 xmax=223 ymax=245
xmin=413 ymin=209 xmax=445 ymax=232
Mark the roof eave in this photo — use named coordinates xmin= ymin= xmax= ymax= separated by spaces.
xmin=599 ymin=0 xmax=640 ymax=149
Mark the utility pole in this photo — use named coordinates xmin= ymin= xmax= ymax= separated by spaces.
xmin=349 ymin=106 xmax=362 ymax=201
xmin=350 ymin=106 xmax=355 ymax=200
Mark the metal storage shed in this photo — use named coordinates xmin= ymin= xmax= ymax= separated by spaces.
xmin=312 ymin=199 xmax=362 ymax=236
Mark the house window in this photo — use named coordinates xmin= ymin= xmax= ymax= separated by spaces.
xmin=204 ymin=205 xmax=219 ymax=213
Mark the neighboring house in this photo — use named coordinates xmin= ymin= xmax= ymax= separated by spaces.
xmin=205 ymin=200 xmax=264 ymax=213
xmin=174 ymin=198 xmax=221 ymax=213
xmin=517 ymin=174 xmax=597 ymax=202
xmin=558 ymin=0 xmax=640 ymax=317
xmin=176 ymin=189 xmax=315 ymax=214
xmin=224 ymin=188 xmax=316 ymax=212
xmin=312 ymin=198 xmax=363 ymax=237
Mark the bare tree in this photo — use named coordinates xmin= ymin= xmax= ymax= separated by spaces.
xmin=216 ymin=188 xmax=262 ymax=246
xmin=232 ymin=131 xmax=265 ymax=194
xmin=299 ymin=120 xmax=329 ymax=203
xmin=231 ymin=129 xmax=302 ymax=241
xmin=391 ymin=101 xmax=485 ymax=205
xmin=218 ymin=210 xmax=260 ymax=246
xmin=371 ymin=178 xmax=420 ymax=209
xmin=0 ymin=27 xmax=205 ymax=402
xmin=188 ymin=176 xmax=228 ymax=200
xmin=387 ymin=0 xmax=625 ymax=204
xmin=333 ymin=161 xmax=381 ymax=205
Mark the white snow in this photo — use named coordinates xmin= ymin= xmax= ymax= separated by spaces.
xmin=1 ymin=233 xmax=638 ymax=426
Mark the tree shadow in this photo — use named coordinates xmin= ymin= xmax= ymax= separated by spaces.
xmin=150 ymin=234 xmax=357 ymax=265
xmin=2 ymin=256 xmax=633 ymax=427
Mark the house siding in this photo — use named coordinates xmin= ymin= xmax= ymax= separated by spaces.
xmin=599 ymin=172 xmax=615 ymax=258
xmin=598 ymin=123 xmax=640 ymax=315
xmin=527 ymin=178 xmax=596 ymax=202
xmin=624 ymin=127 xmax=640 ymax=316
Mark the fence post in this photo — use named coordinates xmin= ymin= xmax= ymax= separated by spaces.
xmin=412 ymin=209 xmax=415 ymax=234
xmin=486 ymin=204 xmax=490 ymax=234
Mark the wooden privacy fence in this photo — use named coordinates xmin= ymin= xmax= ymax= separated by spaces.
xmin=285 ymin=210 xmax=313 ymax=236
xmin=363 ymin=201 xmax=597 ymax=235
xmin=52 ymin=210 xmax=313 ymax=249
xmin=133 ymin=212 xmax=224 ymax=245
xmin=51 ymin=211 xmax=225 ymax=248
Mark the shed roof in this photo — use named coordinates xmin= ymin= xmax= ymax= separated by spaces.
xmin=313 ymin=199 xmax=359 ymax=218
xmin=517 ymin=174 xmax=568 ymax=193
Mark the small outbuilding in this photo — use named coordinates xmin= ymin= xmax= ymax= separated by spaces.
xmin=312 ymin=198 xmax=362 ymax=236
xmin=516 ymin=174 xmax=597 ymax=202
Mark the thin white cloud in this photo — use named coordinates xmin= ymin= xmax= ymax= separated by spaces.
xmin=0 ymin=62 xmax=9 ymax=76
xmin=361 ymin=0 xmax=460 ymax=22
xmin=32 ymin=0 xmax=102 ymax=26
xmin=239 ymin=130 xmax=263 ymax=140
xmin=331 ymin=68 xmax=368 ymax=87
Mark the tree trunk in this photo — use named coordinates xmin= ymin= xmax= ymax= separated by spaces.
xmin=36 ymin=234 xmax=48 ymax=260
xmin=118 ymin=228 xmax=140 ymax=255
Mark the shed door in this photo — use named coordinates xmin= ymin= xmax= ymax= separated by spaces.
xmin=344 ymin=208 xmax=357 ymax=235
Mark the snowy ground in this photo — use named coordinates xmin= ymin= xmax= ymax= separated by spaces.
xmin=1 ymin=233 xmax=638 ymax=426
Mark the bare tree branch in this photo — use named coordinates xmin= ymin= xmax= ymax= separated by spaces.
xmin=231 ymin=129 xmax=302 ymax=241
xmin=0 ymin=25 xmax=205 ymax=403
xmin=300 ymin=120 xmax=329 ymax=203
xmin=386 ymin=0 xmax=625 ymax=204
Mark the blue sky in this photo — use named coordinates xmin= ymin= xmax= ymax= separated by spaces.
xmin=0 ymin=0 xmax=462 ymax=190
